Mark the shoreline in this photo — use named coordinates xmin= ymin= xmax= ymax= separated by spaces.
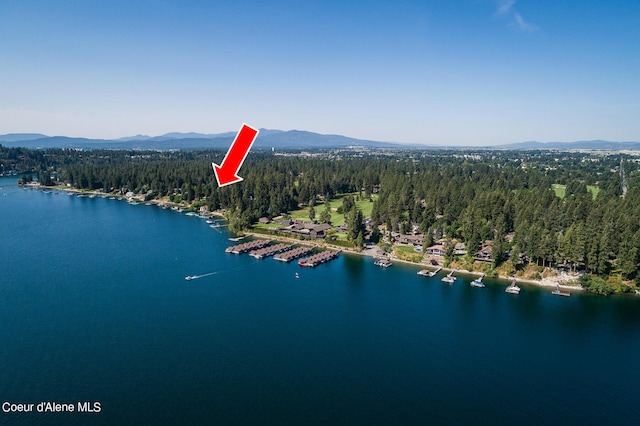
xmin=40 ymin=185 xmax=228 ymax=219
xmin=243 ymin=231 xmax=583 ymax=292
xmin=42 ymin=184 xmax=583 ymax=292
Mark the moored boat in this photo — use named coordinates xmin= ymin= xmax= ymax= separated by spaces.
xmin=441 ymin=271 xmax=456 ymax=283
xmin=374 ymin=259 xmax=392 ymax=268
xmin=470 ymin=274 xmax=485 ymax=288
xmin=506 ymin=280 xmax=521 ymax=294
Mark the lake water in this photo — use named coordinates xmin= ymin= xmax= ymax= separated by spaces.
xmin=1 ymin=176 xmax=639 ymax=425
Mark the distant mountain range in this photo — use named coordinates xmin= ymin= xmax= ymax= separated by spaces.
xmin=0 ymin=130 xmax=400 ymax=150
xmin=1 ymin=131 xmax=639 ymax=151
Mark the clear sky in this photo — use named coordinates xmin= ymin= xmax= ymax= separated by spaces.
xmin=1 ymin=0 xmax=639 ymax=145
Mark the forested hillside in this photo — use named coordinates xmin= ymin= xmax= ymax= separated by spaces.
xmin=4 ymin=144 xmax=640 ymax=288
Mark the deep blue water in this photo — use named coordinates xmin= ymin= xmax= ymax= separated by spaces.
xmin=1 ymin=176 xmax=640 ymax=425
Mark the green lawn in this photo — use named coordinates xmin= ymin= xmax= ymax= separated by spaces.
xmin=552 ymin=183 xmax=599 ymax=200
xmin=586 ymin=185 xmax=600 ymax=199
xmin=552 ymin=184 xmax=566 ymax=198
xmin=289 ymin=193 xmax=378 ymax=226
xmin=393 ymin=245 xmax=423 ymax=262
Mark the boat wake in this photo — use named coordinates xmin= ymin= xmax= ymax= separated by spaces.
xmin=185 ymin=271 xmax=218 ymax=281
xmin=184 ymin=259 xmax=261 ymax=282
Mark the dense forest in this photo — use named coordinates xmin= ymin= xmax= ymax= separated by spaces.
xmin=3 ymin=144 xmax=640 ymax=292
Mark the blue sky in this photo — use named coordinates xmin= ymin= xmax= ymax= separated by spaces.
xmin=1 ymin=0 xmax=639 ymax=145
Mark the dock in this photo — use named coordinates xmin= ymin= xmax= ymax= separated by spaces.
xmin=418 ymin=266 xmax=442 ymax=277
xmin=441 ymin=270 xmax=456 ymax=283
xmin=249 ymin=243 xmax=293 ymax=259
xmin=274 ymin=246 xmax=314 ymax=262
xmin=298 ymin=250 xmax=340 ymax=267
xmin=374 ymin=258 xmax=392 ymax=268
xmin=470 ymin=273 xmax=485 ymax=288
xmin=225 ymin=239 xmax=271 ymax=254
xmin=551 ymin=284 xmax=571 ymax=297
xmin=505 ymin=279 xmax=521 ymax=294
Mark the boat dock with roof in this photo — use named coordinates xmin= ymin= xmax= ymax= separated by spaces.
xmin=274 ymin=246 xmax=314 ymax=262
xmin=225 ymin=239 xmax=271 ymax=254
xmin=249 ymin=243 xmax=293 ymax=259
xmin=551 ymin=284 xmax=571 ymax=297
xmin=298 ymin=250 xmax=340 ymax=267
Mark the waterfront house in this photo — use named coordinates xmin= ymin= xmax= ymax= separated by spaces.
xmin=426 ymin=243 xmax=445 ymax=257
xmin=289 ymin=222 xmax=334 ymax=239
xmin=475 ymin=241 xmax=493 ymax=262
xmin=310 ymin=223 xmax=332 ymax=239
xmin=453 ymin=242 xmax=467 ymax=255
xmin=397 ymin=234 xmax=424 ymax=246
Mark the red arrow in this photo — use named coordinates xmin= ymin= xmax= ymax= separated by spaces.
xmin=212 ymin=123 xmax=259 ymax=187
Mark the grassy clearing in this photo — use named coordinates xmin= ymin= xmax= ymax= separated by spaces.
xmin=288 ymin=193 xmax=378 ymax=226
xmin=252 ymin=222 xmax=281 ymax=231
xmin=393 ymin=245 xmax=423 ymax=263
xmin=552 ymin=184 xmax=566 ymax=198
xmin=552 ymin=183 xmax=599 ymax=200
xmin=586 ymin=185 xmax=600 ymax=199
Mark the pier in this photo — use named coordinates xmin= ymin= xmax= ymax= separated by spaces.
xmin=374 ymin=258 xmax=392 ymax=267
xmin=249 ymin=243 xmax=293 ymax=259
xmin=505 ymin=279 xmax=521 ymax=294
xmin=470 ymin=273 xmax=486 ymax=288
xmin=552 ymin=284 xmax=571 ymax=297
xmin=298 ymin=250 xmax=340 ymax=267
xmin=274 ymin=246 xmax=314 ymax=262
xmin=418 ymin=266 xmax=442 ymax=277
xmin=225 ymin=239 xmax=271 ymax=254
xmin=441 ymin=270 xmax=456 ymax=283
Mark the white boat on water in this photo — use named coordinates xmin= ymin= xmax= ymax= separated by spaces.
xmin=374 ymin=259 xmax=392 ymax=268
xmin=470 ymin=274 xmax=485 ymax=288
xmin=506 ymin=280 xmax=521 ymax=294
xmin=470 ymin=279 xmax=485 ymax=288
xmin=441 ymin=271 xmax=456 ymax=283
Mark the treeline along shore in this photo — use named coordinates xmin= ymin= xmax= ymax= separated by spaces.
xmin=3 ymin=143 xmax=640 ymax=296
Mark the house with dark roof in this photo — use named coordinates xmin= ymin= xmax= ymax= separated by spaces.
xmin=475 ymin=241 xmax=493 ymax=262
xmin=397 ymin=234 xmax=424 ymax=246
xmin=289 ymin=222 xmax=334 ymax=239
xmin=310 ymin=223 xmax=332 ymax=239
